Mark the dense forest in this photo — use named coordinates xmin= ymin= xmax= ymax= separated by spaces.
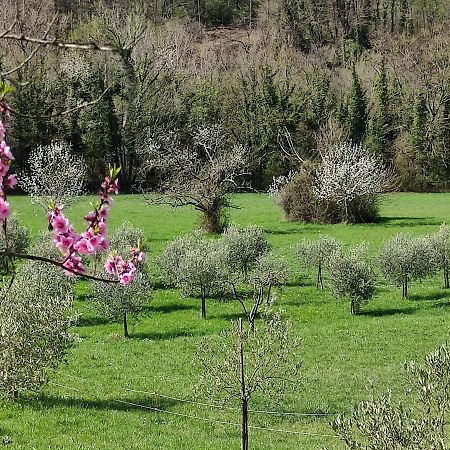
xmin=1 ymin=0 xmax=449 ymax=192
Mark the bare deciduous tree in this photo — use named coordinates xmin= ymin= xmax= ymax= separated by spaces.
xmin=140 ymin=125 xmax=249 ymax=232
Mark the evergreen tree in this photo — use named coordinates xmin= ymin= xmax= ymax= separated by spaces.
xmin=368 ymin=59 xmax=393 ymax=160
xmin=410 ymin=92 xmax=428 ymax=183
xmin=347 ymin=66 xmax=368 ymax=143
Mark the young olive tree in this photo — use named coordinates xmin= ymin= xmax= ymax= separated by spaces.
xmin=331 ymin=343 xmax=450 ymax=450
xmin=157 ymin=231 xmax=227 ymax=318
xmin=0 ymin=260 xmax=75 ymax=399
xmin=0 ymin=213 xmax=29 ymax=275
xmin=328 ymin=244 xmax=375 ymax=315
xmin=19 ymin=141 xmax=87 ymax=209
xmin=314 ymin=142 xmax=391 ymax=223
xmin=379 ymin=233 xmax=438 ymax=298
xmin=296 ymin=236 xmax=342 ymax=289
xmin=222 ymin=225 xmax=269 ymax=278
xmin=196 ymin=312 xmax=301 ymax=450
xmin=432 ymin=223 xmax=450 ymax=289
xmin=139 ymin=125 xmax=249 ymax=232
xmin=90 ymin=222 xmax=150 ymax=337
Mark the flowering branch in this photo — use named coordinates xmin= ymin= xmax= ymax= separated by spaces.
xmin=0 ymin=87 xmax=144 ymax=285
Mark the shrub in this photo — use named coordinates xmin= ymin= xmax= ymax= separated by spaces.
xmin=222 ymin=225 xmax=269 ymax=277
xmin=296 ymin=236 xmax=342 ymax=289
xmin=108 ymin=221 xmax=147 ymax=255
xmin=273 ymin=162 xmax=330 ymax=223
xmin=328 ymin=244 xmax=375 ymax=315
xmin=431 ymin=223 xmax=450 ymax=288
xmin=379 ymin=233 xmax=438 ymax=298
xmin=331 ymin=343 xmax=450 ymax=449
xmin=0 ymin=261 xmax=75 ymax=399
xmin=0 ymin=213 xmax=29 ymax=275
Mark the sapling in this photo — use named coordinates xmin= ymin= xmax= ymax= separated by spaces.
xmin=222 ymin=225 xmax=269 ymax=277
xmin=196 ymin=311 xmax=301 ymax=450
xmin=90 ymin=222 xmax=150 ymax=337
xmin=158 ymin=231 xmax=227 ymax=318
xmin=379 ymin=233 xmax=438 ymax=298
xmin=296 ymin=236 xmax=341 ymax=289
xmin=0 ymin=213 xmax=29 ymax=275
xmin=328 ymin=244 xmax=375 ymax=315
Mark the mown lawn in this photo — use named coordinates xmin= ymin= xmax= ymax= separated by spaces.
xmin=3 ymin=192 xmax=450 ymax=449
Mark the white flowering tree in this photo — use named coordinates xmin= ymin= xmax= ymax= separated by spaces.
xmin=20 ymin=141 xmax=87 ymax=209
xmin=314 ymin=142 xmax=391 ymax=223
xmin=139 ymin=125 xmax=249 ymax=232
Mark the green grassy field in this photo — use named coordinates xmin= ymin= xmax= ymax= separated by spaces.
xmin=3 ymin=192 xmax=450 ymax=449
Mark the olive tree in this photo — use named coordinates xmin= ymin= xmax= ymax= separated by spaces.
xmin=139 ymin=125 xmax=249 ymax=232
xmin=314 ymin=142 xmax=391 ymax=223
xmin=0 ymin=260 xmax=75 ymax=399
xmin=331 ymin=343 xmax=450 ymax=450
xmin=432 ymin=223 xmax=450 ymax=289
xmin=222 ymin=225 xmax=269 ymax=277
xmin=90 ymin=222 xmax=150 ymax=337
xmin=196 ymin=312 xmax=301 ymax=450
xmin=0 ymin=213 xmax=29 ymax=275
xmin=379 ymin=233 xmax=438 ymax=298
xmin=328 ymin=244 xmax=375 ymax=315
xmin=296 ymin=236 xmax=342 ymax=289
xmin=157 ymin=231 xmax=227 ymax=318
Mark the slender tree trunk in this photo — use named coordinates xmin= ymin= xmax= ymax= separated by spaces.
xmin=239 ymin=318 xmax=249 ymax=450
xmin=317 ymin=264 xmax=324 ymax=289
xmin=123 ymin=311 xmax=129 ymax=338
xmin=350 ymin=298 xmax=358 ymax=315
xmin=444 ymin=264 xmax=449 ymax=289
xmin=201 ymin=286 xmax=206 ymax=319
xmin=402 ymin=276 xmax=408 ymax=298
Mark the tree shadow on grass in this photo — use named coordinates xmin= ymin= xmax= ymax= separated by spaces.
xmin=409 ymin=291 xmax=449 ymax=301
xmin=75 ymin=316 xmax=111 ymax=327
xmin=24 ymin=393 xmax=180 ymax=413
xmin=375 ymin=217 xmax=440 ymax=227
xmin=131 ymin=329 xmax=207 ymax=340
xmin=360 ymin=307 xmax=416 ymax=317
xmin=144 ymin=303 xmax=198 ymax=314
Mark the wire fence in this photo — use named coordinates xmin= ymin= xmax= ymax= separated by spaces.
xmin=48 ymin=371 xmax=338 ymax=440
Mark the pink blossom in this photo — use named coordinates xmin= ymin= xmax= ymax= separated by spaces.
xmin=52 ymin=215 xmax=70 ymax=234
xmin=0 ymin=141 xmax=14 ymax=160
xmin=0 ymin=198 xmax=10 ymax=220
xmin=0 ymin=160 xmax=8 ymax=177
xmin=6 ymin=174 xmax=17 ymax=189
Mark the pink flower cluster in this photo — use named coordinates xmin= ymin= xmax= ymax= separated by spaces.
xmin=105 ymin=247 xmax=145 ymax=285
xmin=48 ymin=175 xmax=123 ymax=280
xmin=0 ymin=109 xmax=17 ymax=222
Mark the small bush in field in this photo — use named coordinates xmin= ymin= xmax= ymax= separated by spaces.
xmin=296 ymin=236 xmax=342 ymax=289
xmin=379 ymin=233 xmax=438 ymax=298
xmin=328 ymin=244 xmax=375 ymax=315
xmin=222 ymin=225 xmax=269 ymax=277
xmin=0 ymin=261 xmax=75 ymax=399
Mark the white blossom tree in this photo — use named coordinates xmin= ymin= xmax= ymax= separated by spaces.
xmin=19 ymin=141 xmax=86 ymax=209
xmin=314 ymin=142 xmax=391 ymax=223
